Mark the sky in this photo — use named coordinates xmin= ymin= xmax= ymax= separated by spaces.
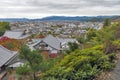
xmin=0 ymin=0 xmax=120 ymax=18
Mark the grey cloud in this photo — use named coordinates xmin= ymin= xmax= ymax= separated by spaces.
xmin=24 ymin=0 xmax=120 ymax=8
xmin=0 ymin=0 xmax=120 ymax=18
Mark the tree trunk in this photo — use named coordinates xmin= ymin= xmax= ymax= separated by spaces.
xmin=33 ymin=72 xmax=36 ymax=80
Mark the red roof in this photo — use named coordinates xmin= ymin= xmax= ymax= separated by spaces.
xmin=49 ymin=53 xmax=58 ymax=58
xmin=0 ymin=36 xmax=11 ymax=41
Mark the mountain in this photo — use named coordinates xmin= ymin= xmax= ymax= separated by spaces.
xmin=111 ymin=16 xmax=120 ymax=21
xmin=39 ymin=16 xmax=113 ymax=21
xmin=40 ymin=16 xmax=120 ymax=22
xmin=0 ymin=15 xmax=120 ymax=22
xmin=0 ymin=18 xmax=29 ymax=22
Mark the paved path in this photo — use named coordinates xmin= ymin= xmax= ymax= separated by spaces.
xmin=96 ymin=53 xmax=120 ymax=80
xmin=108 ymin=53 xmax=120 ymax=80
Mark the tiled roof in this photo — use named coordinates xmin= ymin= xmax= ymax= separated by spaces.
xmin=0 ymin=45 xmax=17 ymax=67
xmin=28 ymin=35 xmax=77 ymax=51
xmin=3 ymin=31 xmax=30 ymax=39
xmin=43 ymin=35 xmax=61 ymax=50
xmin=56 ymin=37 xmax=77 ymax=43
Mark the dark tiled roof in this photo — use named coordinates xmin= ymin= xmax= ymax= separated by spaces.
xmin=3 ymin=31 xmax=30 ymax=39
xmin=0 ymin=45 xmax=17 ymax=67
xmin=44 ymin=35 xmax=61 ymax=50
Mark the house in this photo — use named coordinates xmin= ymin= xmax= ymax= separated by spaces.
xmin=28 ymin=35 xmax=61 ymax=54
xmin=3 ymin=30 xmax=31 ymax=39
xmin=75 ymin=30 xmax=87 ymax=38
xmin=27 ymin=35 xmax=77 ymax=55
xmin=0 ymin=45 xmax=18 ymax=71
xmin=56 ymin=37 xmax=77 ymax=50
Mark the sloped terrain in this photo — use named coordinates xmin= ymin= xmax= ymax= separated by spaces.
xmin=96 ymin=53 xmax=120 ymax=80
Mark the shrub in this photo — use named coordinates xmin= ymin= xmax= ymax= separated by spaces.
xmin=42 ymin=46 xmax=115 ymax=79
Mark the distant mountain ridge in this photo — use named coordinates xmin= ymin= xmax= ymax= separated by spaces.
xmin=0 ymin=18 xmax=29 ymax=22
xmin=0 ymin=15 xmax=120 ymax=22
xmin=39 ymin=16 xmax=113 ymax=21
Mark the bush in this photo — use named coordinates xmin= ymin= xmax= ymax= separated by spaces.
xmin=5 ymin=42 xmax=15 ymax=50
xmin=16 ymin=64 xmax=31 ymax=75
xmin=42 ymin=46 xmax=115 ymax=79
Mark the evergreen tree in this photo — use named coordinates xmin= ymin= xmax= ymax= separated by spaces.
xmin=103 ymin=18 xmax=111 ymax=28
xmin=19 ymin=45 xmax=43 ymax=80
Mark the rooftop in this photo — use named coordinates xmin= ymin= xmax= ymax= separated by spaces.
xmin=0 ymin=45 xmax=17 ymax=67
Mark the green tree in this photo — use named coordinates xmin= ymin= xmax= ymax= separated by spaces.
xmin=43 ymin=46 xmax=114 ymax=80
xmin=19 ymin=45 xmax=43 ymax=80
xmin=16 ymin=64 xmax=32 ymax=75
xmin=16 ymin=64 xmax=32 ymax=80
xmin=115 ymin=25 xmax=120 ymax=39
xmin=77 ymin=37 xmax=86 ymax=49
xmin=86 ymin=29 xmax=97 ymax=41
xmin=68 ymin=42 xmax=78 ymax=52
xmin=103 ymin=18 xmax=111 ymax=28
xmin=0 ymin=22 xmax=11 ymax=36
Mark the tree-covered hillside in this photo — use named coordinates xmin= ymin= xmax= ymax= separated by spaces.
xmin=41 ymin=20 xmax=120 ymax=80
xmin=43 ymin=46 xmax=115 ymax=80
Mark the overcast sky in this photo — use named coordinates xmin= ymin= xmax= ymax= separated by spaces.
xmin=0 ymin=0 xmax=120 ymax=18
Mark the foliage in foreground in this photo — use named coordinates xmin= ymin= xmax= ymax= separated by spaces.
xmin=18 ymin=45 xmax=43 ymax=80
xmin=42 ymin=45 xmax=115 ymax=80
xmin=17 ymin=45 xmax=60 ymax=80
xmin=42 ymin=21 xmax=120 ymax=80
